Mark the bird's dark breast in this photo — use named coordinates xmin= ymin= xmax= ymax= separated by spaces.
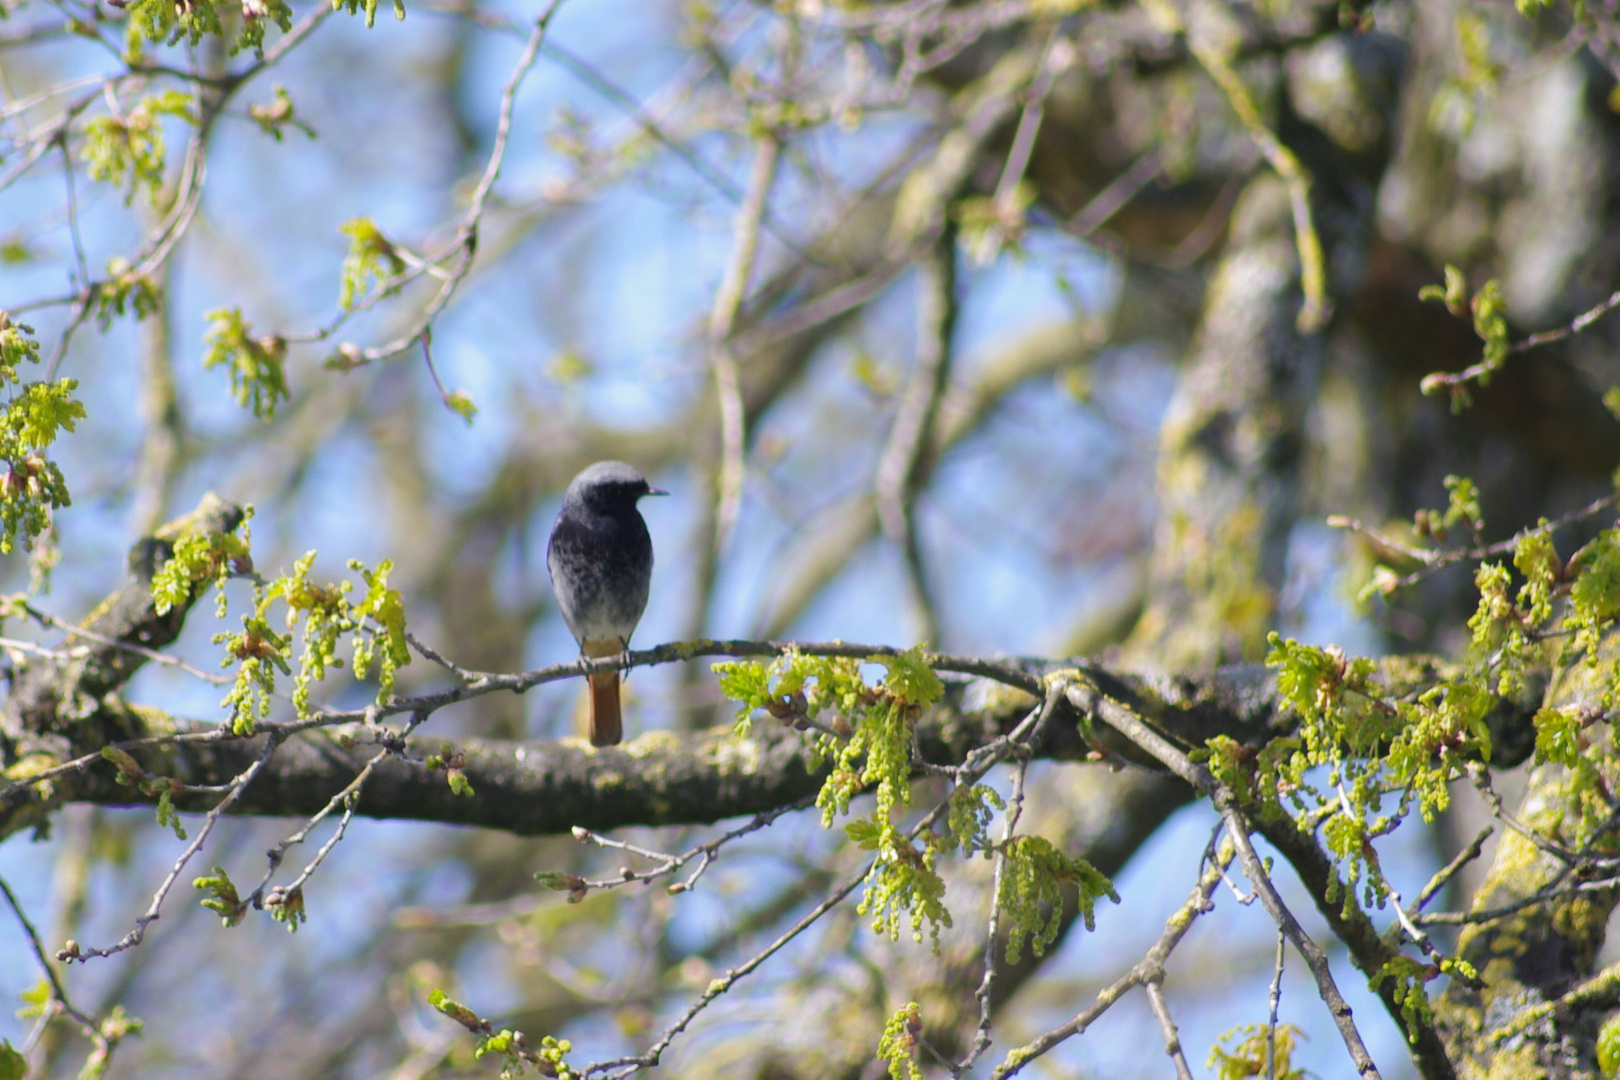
xmin=547 ymin=511 xmax=653 ymax=638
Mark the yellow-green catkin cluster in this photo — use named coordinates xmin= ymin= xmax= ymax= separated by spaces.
xmin=202 ymin=309 xmax=290 ymax=419
xmin=1207 ymin=1023 xmax=1307 ymax=1080
xmin=150 ymin=530 xmax=410 ymax=736
xmin=338 ymin=218 xmax=406 ymax=310
xmin=82 ymin=92 xmax=195 ymax=204
xmin=715 ymin=647 xmax=959 ymax=950
xmin=0 ymin=314 xmax=83 ymax=554
xmin=875 ymin=1002 xmax=924 ymax=1080
xmin=996 ymin=836 xmax=1119 ymax=964
xmin=1248 ymin=469 xmax=1620 ymax=1021
xmin=428 ymin=989 xmax=576 ymax=1080
xmin=714 ymin=647 xmax=1117 ymax=957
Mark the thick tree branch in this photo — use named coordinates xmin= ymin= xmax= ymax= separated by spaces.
xmin=0 ymin=500 xmax=1540 ymax=855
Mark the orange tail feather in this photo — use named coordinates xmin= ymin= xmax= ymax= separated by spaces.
xmin=588 ymin=671 xmax=622 ymax=747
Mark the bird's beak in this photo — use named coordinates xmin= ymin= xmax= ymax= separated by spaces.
xmin=646 ymin=487 xmax=669 ymax=497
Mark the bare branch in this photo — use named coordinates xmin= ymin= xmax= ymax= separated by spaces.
xmin=988 ymin=849 xmax=1225 ymax=1078
xmin=712 ymin=133 xmax=781 ymax=553
xmin=874 ymin=230 xmax=956 ymax=643
xmin=1144 ymin=977 xmax=1195 ymax=1080
xmin=63 ymin=731 xmax=282 ymax=962
xmin=1068 ymin=683 xmax=1384 ymax=1079
xmin=1139 ymin=0 xmax=1328 ymax=330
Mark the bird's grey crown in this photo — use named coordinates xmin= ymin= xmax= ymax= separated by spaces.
xmin=565 ymin=460 xmax=654 ymax=512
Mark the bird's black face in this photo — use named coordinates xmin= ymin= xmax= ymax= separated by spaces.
xmin=568 ymin=461 xmax=668 ymax=512
xmin=579 ymin=474 xmax=668 ymax=512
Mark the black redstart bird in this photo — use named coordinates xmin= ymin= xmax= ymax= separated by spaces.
xmin=547 ymin=461 xmax=665 ymax=747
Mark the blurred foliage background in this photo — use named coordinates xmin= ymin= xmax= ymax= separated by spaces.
xmin=5 ymin=0 xmax=1620 ymax=1076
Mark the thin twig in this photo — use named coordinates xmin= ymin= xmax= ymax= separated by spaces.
xmin=1414 ymin=827 xmax=1493 ymax=911
xmin=1068 ymin=683 xmax=1383 ymax=1079
xmin=417 ymin=328 xmax=466 ymax=417
xmin=958 ymin=750 xmax=1034 ymax=1074
xmin=1414 ymin=874 xmax=1620 ymax=927
xmin=989 ymin=852 xmax=1225 ymax=1078
xmin=64 ymin=732 xmax=283 ymax=961
xmin=1059 ymin=146 xmax=1163 ymax=240
xmin=568 ymin=794 xmax=818 ymax=893
xmin=1422 ymin=283 xmax=1620 ymax=395
xmin=59 ymin=135 xmax=88 ymax=288
xmin=1488 ymin=958 xmax=1620 ymax=1044
xmin=1144 ymin=978 xmax=1194 ymax=1080
xmin=24 ymin=598 xmax=233 ymax=685
xmin=1265 ymin=929 xmax=1285 ymax=1080
xmin=537 ymin=38 xmax=816 ymax=264
xmin=339 ymin=0 xmax=566 ymax=366
xmin=1138 ymin=0 xmax=1326 ymax=331
xmin=578 ymin=675 xmax=1060 ymax=1078
xmin=242 ymin=711 xmax=425 ymax=914
xmin=1330 ymin=490 xmax=1620 ymax=590
xmin=0 ymin=874 xmax=98 ymax=1035
xmin=874 ymin=230 xmax=955 ymax=644
xmin=406 ymin=630 xmax=482 ymax=681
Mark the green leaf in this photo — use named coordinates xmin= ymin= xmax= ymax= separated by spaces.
xmin=871 ymin=646 xmax=943 ymax=707
xmin=155 ymin=787 xmax=187 ymax=840
xmin=1371 ymin=956 xmax=1439 ymax=1044
xmin=1442 ymin=474 xmax=1483 ymax=532
xmin=844 ymin=818 xmax=882 ymax=849
xmin=0 ymin=1038 xmax=24 ymax=1080
xmin=94 ymin=258 xmax=162 ymax=328
xmin=202 ymin=309 xmax=289 ymax=419
xmin=1208 ymin=1023 xmax=1307 ymax=1080
xmin=443 ymin=390 xmax=477 ymax=424
xmin=349 ymin=559 xmax=410 ymax=701
xmin=1417 ymin=263 xmax=1468 ymax=316
xmin=0 ymin=312 xmax=41 ymax=374
xmin=1533 ymin=706 xmax=1582 ymax=767
xmin=193 ymin=865 xmax=244 ymax=926
xmin=248 ymin=87 xmax=313 ymax=141
xmin=16 ymin=979 xmax=51 ymax=1019
xmin=82 ymin=93 xmax=196 ymax=204
xmin=429 ymin=988 xmax=482 ymax=1031
xmin=124 ymin=0 xmax=290 ymax=55
xmin=337 ymin=217 xmax=406 ymax=310
xmin=856 ymin=830 xmax=954 ymax=952
xmin=713 ymin=658 xmax=775 ymax=731
xmin=997 ymin=836 xmax=1119 ymax=963
xmin=1598 ymin=1012 xmax=1620 ymax=1079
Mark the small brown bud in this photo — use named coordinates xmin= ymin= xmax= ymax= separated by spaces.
xmin=326 ymin=343 xmax=364 ymax=371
